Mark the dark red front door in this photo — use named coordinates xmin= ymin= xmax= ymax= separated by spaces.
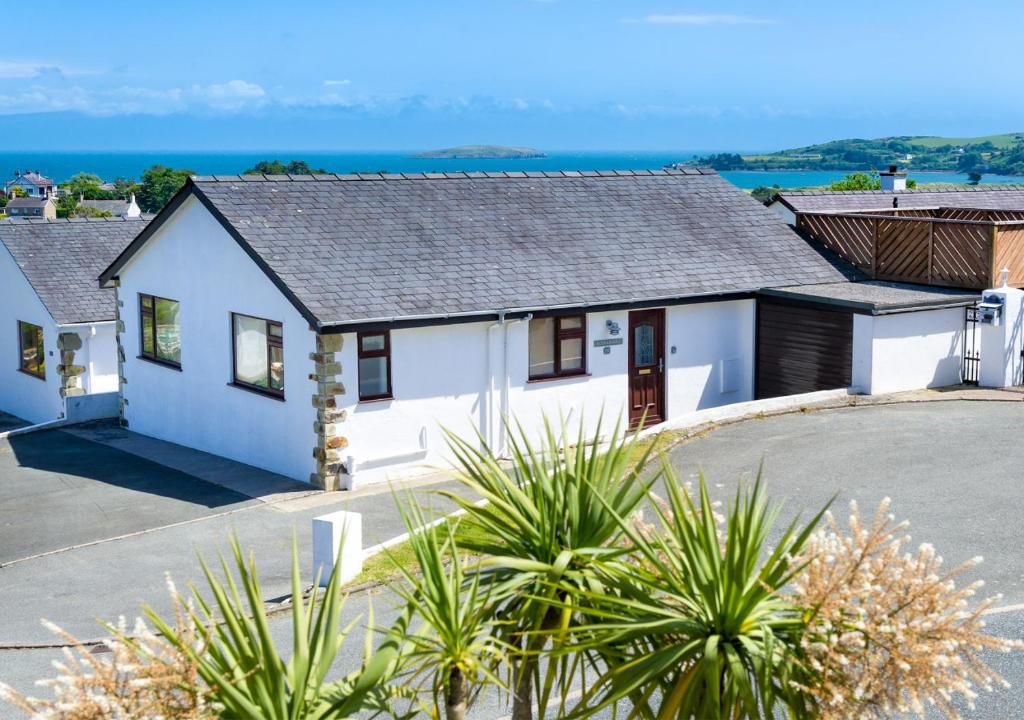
xmin=628 ymin=309 xmax=665 ymax=429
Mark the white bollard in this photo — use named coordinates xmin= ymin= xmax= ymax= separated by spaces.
xmin=312 ymin=510 xmax=363 ymax=587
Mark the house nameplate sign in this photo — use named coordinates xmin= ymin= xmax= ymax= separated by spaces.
xmin=593 ymin=338 xmax=624 ymax=347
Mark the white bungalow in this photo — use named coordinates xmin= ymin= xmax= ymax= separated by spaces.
xmin=98 ymin=170 xmax=978 ymax=489
xmin=0 ymin=218 xmax=148 ymax=424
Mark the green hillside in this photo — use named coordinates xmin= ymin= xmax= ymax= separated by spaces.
xmin=695 ymin=132 xmax=1024 ymax=175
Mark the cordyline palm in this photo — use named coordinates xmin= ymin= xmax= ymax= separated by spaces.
xmin=148 ymin=535 xmax=411 ymax=719
xmin=388 ymin=498 xmax=508 ymax=720
xmin=564 ymin=468 xmax=830 ymax=720
xmin=438 ymin=414 xmax=662 ymax=720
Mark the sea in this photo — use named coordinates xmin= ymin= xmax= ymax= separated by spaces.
xmin=4 ymin=151 xmax=1024 ymax=190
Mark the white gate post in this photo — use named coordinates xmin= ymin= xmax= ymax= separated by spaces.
xmin=979 ymin=270 xmax=1024 ymax=388
xmin=312 ymin=511 xmax=363 ymax=587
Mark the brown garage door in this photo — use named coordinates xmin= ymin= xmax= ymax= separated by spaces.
xmin=756 ymin=298 xmax=853 ymax=400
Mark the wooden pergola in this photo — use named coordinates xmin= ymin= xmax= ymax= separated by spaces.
xmin=796 ymin=207 xmax=1024 ymax=289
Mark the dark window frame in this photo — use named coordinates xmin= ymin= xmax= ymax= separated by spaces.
xmin=230 ymin=312 xmax=285 ymax=399
xmin=138 ymin=293 xmax=182 ymax=369
xmin=17 ymin=320 xmax=45 ymax=380
xmin=528 ymin=314 xmax=588 ymax=381
xmin=357 ymin=330 xmax=393 ymax=401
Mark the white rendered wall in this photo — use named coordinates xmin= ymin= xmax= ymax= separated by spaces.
xmin=853 ymin=308 xmax=964 ymax=395
xmin=851 ymin=314 xmax=874 ymax=394
xmin=342 ymin=300 xmax=755 ymax=486
xmin=0 ymin=244 xmax=62 ymax=423
xmin=84 ymin=323 xmax=119 ymax=393
xmin=769 ymin=202 xmax=796 ymax=226
xmin=117 ymin=197 xmax=317 ymax=482
xmin=664 ymin=301 xmax=755 ymax=413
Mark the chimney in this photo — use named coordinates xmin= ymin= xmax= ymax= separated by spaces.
xmin=879 ymin=164 xmax=908 ymax=192
xmin=125 ymin=192 xmax=141 ymax=218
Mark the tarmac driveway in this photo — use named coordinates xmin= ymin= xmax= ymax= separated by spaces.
xmin=666 ymin=400 xmax=1024 ymax=605
xmin=0 ymin=429 xmax=257 ymax=564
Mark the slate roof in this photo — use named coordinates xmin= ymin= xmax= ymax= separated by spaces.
xmin=6 ymin=196 xmax=51 ymax=209
xmin=78 ymin=198 xmax=133 ymax=215
xmin=776 ymin=185 xmax=1024 ymax=214
xmin=1 ymin=217 xmax=149 ymax=324
xmin=103 ymin=169 xmax=856 ymax=329
xmin=6 ymin=172 xmax=53 ymax=188
xmin=760 ymin=280 xmax=979 ymax=315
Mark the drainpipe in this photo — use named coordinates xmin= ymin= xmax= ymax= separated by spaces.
xmin=500 ymin=313 xmax=532 ymax=456
xmin=486 ymin=311 xmax=507 ymax=450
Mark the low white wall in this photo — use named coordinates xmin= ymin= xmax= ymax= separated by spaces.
xmin=0 ymin=243 xmax=62 ymax=424
xmin=118 ymin=197 xmax=317 ymax=483
xmin=853 ymin=308 xmax=964 ymax=395
xmin=65 ymin=391 xmax=119 ymax=422
xmin=343 ymin=299 xmax=756 ymax=486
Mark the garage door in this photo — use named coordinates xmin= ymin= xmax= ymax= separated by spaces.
xmin=756 ymin=298 xmax=853 ymax=399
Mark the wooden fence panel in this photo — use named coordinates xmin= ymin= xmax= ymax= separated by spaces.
xmin=798 ymin=213 xmax=874 ymax=272
xmin=995 ymin=227 xmax=1024 ymax=287
xmin=875 ymin=218 xmax=931 ymax=283
xmin=932 ymin=223 xmax=992 ymax=288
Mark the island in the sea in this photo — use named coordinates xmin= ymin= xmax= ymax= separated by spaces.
xmin=413 ymin=145 xmax=547 ymax=160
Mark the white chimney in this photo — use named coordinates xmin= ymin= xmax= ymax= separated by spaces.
xmin=125 ymin=192 xmax=141 ymax=218
xmin=879 ymin=165 xmax=908 ymax=192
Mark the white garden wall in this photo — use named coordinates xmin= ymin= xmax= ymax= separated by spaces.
xmin=852 ymin=308 xmax=964 ymax=395
xmin=117 ymin=197 xmax=317 ymax=482
xmin=0 ymin=244 xmax=62 ymax=424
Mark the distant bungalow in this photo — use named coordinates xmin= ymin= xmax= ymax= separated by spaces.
xmin=413 ymin=145 xmax=546 ymax=160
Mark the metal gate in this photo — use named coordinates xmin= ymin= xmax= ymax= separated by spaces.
xmin=963 ymin=304 xmax=980 ymax=385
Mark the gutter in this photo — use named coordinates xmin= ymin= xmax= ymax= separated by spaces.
xmin=316 ymin=289 xmax=755 ymax=334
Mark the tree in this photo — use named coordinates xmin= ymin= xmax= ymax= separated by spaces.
xmin=968 ymin=171 xmax=983 ymax=185
xmin=63 ymin=172 xmax=118 ymax=200
xmin=439 ymin=417 xmax=661 ymax=720
xmin=113 ymin=176 xmax=141 ymax=197
xmin=829 ymin=171 xmax=881 ymax=191
xmin=136 ymin=165 xmax=194 ymax=213
xmin=751 ymin=184 xmax=782 ymax=205
xmin=244 ymin=159 xmax=328 ymax=175
xmin=958 ymin=151 xmax=983 ymax=173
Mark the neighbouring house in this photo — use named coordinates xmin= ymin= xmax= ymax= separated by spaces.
xmin=97 ymin=170 xmax=985 ymax=489
xmin=5 ymin=170 xmax=55 ymax=198
xmin=0 ymin=217 xmax=149 ymax=424
xmin=78 ymin=193 xmax=142 ymax=218
xmin=6 ymin=196 xmax=56 ymax=220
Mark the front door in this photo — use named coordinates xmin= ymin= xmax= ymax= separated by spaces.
xmin=628 ymin=309 xmax=665 ymax=429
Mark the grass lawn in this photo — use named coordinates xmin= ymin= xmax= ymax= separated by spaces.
xmin=344 ymin=426 xmax=687 ymax=590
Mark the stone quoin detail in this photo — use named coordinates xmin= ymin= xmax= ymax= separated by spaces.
xmin=56 ymin=332 xmax=85 ymax=403
xmin=310 ymin=332 xmax=348 ymax=490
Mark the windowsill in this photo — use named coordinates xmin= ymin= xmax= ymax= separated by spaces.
xmin=16 ymin=368 xmax=46 ymax=381
xmin=358 ymin=395 xmax=394 ymax=405
xmin=228 ymin=382 xmax=285 ymax=402
xmin=137 ymin=355 xmax=182 ymax=372
xmin=526 ymin=372 xmax=591 ymax=385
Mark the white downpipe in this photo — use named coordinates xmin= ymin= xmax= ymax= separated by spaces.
xmin=500 ymin=313 xmax=531 ymax=456
xmin=486 ymin=311 xmax=507 ymax=451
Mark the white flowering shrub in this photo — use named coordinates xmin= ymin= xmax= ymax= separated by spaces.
xmin=792 ymin=498 xmax=1021 ymax=719
xmin=0 ymin=577 xmax=208 ymax=719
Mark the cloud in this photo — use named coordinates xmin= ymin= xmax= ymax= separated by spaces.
xmin=622 ymin=14 xmax=773 ymax=25
xmin=0 ymin=59 xmax=92 ymax=79
xmin=323 ymin=79 xmax=351 ymax=87
xmin=190 ymin=79 xmax=266 ymax=111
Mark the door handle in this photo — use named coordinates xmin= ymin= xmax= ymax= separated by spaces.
xmin=658 ymin=358 xmax=664 ymax=373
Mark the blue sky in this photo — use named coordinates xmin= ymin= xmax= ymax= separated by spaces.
xmin=4 ymin=1 xmax=1023 ymax=151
